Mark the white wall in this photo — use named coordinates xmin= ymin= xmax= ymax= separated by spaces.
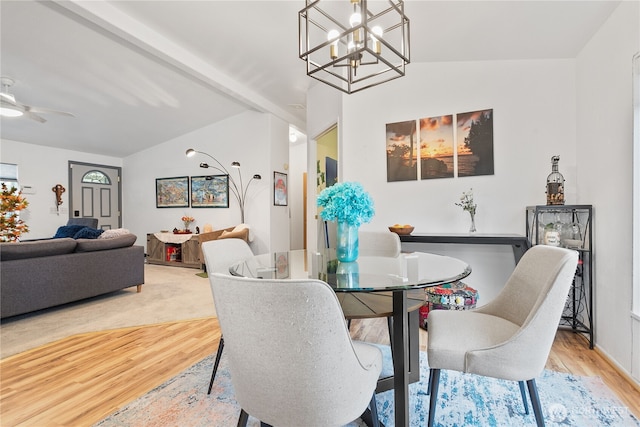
xmin=330 ymin=59 xmax=577 ymax=303
xmin=289 ymin=138 xmax=307 ymax=249
xmin=341 ymin=59 xmax=577 ymax=233
xmin=576 ymin=0 xmax=640 ymax=380
xmin=305 ymin=82 xmax=342 ymax=253
xmin=122 ymin=110 xmax=287 ymax=255
xmin=0 ymin=139 xmax=122 ymax=239
xmin=268 ymin=114 xmax=291 ymax=252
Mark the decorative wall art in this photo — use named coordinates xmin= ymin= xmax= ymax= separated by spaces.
xmin=190 ymin=175 xmax=229 ymax=208
xmin=386 ymin=120 xmax=418 ymax=182
xmin=420 ymin=115 xmax=454 ymax=179
xmin=456 ymin=109 xmax=494 ymax=177
xmin=274 ymin=252 xmax=289 ymax=279
xmin=274 ymin=171 xmax=288 ymax=206
xmin=156 ymin=176 xmax=189 ymax=208
xmin=385 ymin=109 xmax=494 ymax=182
xmin=325 ymin=157 xmax=338 ymax=188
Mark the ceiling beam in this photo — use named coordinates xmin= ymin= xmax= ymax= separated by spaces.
xmin=52 ymin=0 xmax=305 ymax=130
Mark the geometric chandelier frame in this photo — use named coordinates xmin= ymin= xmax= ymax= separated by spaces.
xmin=299 ymin=0 xmax=410 ymax=94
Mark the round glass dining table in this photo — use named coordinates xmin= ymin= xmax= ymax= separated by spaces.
xmin=230 ymin=249 xmax=471 ymax=427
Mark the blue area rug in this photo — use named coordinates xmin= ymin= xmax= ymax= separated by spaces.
xmin=95 ymin=345 xmax=639 ymax=427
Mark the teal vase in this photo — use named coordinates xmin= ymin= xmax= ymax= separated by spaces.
xmin=336 ymin=221 xmax=359 ymax=262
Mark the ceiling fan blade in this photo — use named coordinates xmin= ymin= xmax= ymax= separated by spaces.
xmin=0 ymin=92 xmax=18 ymax=105
xmin=23 ymin=109 xmax=47 ymax=123
xmin=27 ymin=106 xmax=75 ymax=117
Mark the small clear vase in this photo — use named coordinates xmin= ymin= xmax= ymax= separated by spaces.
xmin=469 ymin=212 xmax=477 ymax=233
xmin=336 ymin=261 xmax=359 ymax=288
xmin=336 ymin=221 xmax=359 ymax=262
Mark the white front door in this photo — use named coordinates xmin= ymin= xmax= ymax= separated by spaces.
xmin=69 ymin=162 xmax=121 ymax=230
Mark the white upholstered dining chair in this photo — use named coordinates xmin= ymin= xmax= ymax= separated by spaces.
xmin=426 ymin=245 xmax=579 ymax=427
xmin=201 ymin=238 xmax=254 ymax=394
xmin=359 ymin=230 xmax=402 ymax=257
xmin=209 ymin=272 xmax=383 ymax=427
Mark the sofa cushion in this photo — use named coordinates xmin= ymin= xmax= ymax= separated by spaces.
xmin=0 ymin=238 xmax=77 ymax=261
xmin=73 ymin=227 xmax=104 ymax=239
xmin=54 ymin=225 xmax=87 ymax=238
xmin=75 ymin=234 xmax=137 ymax=252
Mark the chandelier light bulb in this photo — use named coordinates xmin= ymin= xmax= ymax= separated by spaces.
xmin=371 ymin=26 xmax=383 ymax=54
xmin=349 ymin=12 xmax=361 ymax=27
xmin=327 ymin=29 xmax=340 ymax=59
xmin=349 ymin=10 xmax=362 ymax=43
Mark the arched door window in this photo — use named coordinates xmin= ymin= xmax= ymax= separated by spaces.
xmin=81 ymin=170 xmax=111 ymax=185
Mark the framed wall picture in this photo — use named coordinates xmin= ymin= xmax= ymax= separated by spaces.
xmin=190 ymin=175 xmax=229 ymax=208
xmin=274 ymin=252 xmax=289 ymax=279
xmin=274 ymin=171 xmax=288 ymax=206
xmin=156 ymin=176 xmax=189 ymax=208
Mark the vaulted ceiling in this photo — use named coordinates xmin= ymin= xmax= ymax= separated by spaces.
xmin=0 ymin=1 xmax=620 ymax=157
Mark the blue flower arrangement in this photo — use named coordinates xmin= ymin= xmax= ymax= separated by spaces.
xmin=317 ymin=182 xmax=375 ymax=227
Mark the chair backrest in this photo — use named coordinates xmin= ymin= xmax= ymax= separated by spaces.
xmin=479 ymin=245 xmax=578 ymax=328
xmin=67 ymin=218 xmax=98 ymax=228
xmin=201 ymin=238 xmax=253 ymax=274
xmin=359 ymin=230 xmax=401 ymax=257
xmin=209 ymin=273 xmax=381 ymax=426
xmin=468 ymin=245 xmax=578 ymax=379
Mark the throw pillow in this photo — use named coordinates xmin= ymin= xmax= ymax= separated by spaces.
xmin=53 ymin=225 xmax=87 ymax=239
xmin=73 ymin=227 xmax=104 ymax=239
xmin=98 ymin=228 xmax=131 ymax=239
xmin=232 ymin=223 xmax=252 ymax=242
xmin=219 ymin=229 xmax=248 ymax=241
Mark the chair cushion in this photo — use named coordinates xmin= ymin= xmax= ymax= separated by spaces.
xmin=427 ymin=310 xmax=519 ymax=373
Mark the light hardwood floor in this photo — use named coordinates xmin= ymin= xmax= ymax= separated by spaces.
xmin=1 ymin=317 xmax=638 ymax=426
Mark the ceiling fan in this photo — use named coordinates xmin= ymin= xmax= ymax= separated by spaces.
xmin=0 ymin=77 xmax=75 ymax=123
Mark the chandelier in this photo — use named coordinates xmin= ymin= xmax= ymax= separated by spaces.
xmin=299 ymin=0 xmax=410 ymax=94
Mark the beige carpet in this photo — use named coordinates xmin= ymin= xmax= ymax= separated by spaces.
xmin=0 ymin=264 xmax=215 ymax=359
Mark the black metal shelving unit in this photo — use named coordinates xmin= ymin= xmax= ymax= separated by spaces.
xmin=526 ymin=205 xmax=594 ymax=348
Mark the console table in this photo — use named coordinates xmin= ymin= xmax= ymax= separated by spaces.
xmin=146 ymin=232 xmax=201 ymax=269
xmin=399 ymin=233 xmax=531 ymax=265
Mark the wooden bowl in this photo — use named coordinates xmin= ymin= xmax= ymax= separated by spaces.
xmin=389 ymin=225 xmax=414 ymax=235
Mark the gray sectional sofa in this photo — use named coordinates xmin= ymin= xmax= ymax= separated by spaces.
xmin=0 ymin=233 xmax=145 ymax=319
